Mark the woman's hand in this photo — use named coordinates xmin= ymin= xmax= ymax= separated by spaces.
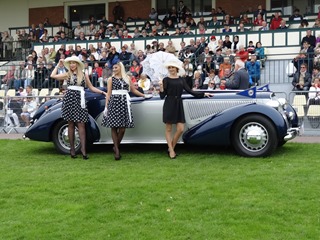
xmin=103 ymin=107 xmax=108 ymax=116
xmin=204 ymin=92 xmax=214 ymax=98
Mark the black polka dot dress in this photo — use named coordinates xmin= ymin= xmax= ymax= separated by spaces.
xmin=102 ymin=77 xmax=134 ymax=128
xmin=61 ymin=74 xmax=88 ymax=123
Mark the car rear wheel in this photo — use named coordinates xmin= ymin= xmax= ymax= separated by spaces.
xmin=52 ymin=120 xmax=81 ymax=154
xmin=232 ymin=115 xmax=278 ymax=157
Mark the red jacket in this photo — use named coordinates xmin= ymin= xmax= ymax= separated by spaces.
xmin=270 ymin=17 xmax=282 ymax=30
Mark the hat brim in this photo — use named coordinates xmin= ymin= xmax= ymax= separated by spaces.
xmin=64 ymin=56 xmax=84 ymax=71
xmin=164 ymin=61 xmax=185 ymax=76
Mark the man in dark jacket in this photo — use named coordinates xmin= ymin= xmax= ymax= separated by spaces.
xmin=292 ymin=63 xmax=312 ymax=91
xmin=301 ymin=29 xmax=316 ymax=48
xmin=223 ymin=60 xmax=249 ymax=89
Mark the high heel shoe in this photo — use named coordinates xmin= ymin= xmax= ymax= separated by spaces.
xmin=113 ymin=146 xmax=121 ymax=160
xmin=81 ymin=152 xmax=89 ymax=160
xmin=70 ymin=150 xmax=77 ymax=159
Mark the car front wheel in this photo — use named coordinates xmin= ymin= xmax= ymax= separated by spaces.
xmin=52 ymin=120 xmax=81 ymax=154
xmin=232 ymin=115 xmax=278 ymax=157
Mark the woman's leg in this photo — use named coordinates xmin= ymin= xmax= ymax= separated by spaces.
xmin=111 ymin=127 xmax=120 ymax=159
xmin=165 ymin=123 xmax=175 ymax=158
xmin=77 ymin=122 xmax=87 ymax=156
xmin=117 ymin=127 xmax=126 ymax=146
xmin=68 ymin=121 xmax=76 ymax=155
xmin=172 ymin=122 xmax=185 ymax=150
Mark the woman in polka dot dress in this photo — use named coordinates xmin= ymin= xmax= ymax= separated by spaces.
xmin=102 ymin=62 xmax=148 ymax=160
xmin=51 ymin=56 xmax=107 ymax=159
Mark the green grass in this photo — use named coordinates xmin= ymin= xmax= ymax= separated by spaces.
xmin=0 ymin=140 xmax=319 ymax=240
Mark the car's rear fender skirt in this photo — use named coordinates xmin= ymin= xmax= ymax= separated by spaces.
xmin=183 ymin=103 xmax=287 ymax=146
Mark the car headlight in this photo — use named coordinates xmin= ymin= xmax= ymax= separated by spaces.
xmin=265 ymin=99 xmax=280 ymax=108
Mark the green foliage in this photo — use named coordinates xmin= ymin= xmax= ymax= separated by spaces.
xmin=0 ymin=140 xmax=319 ymax=240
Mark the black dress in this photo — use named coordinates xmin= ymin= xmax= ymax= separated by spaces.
xmin=62 ymin=74 xmax=88 ymax=123
xmin=160 ymin=77 xmax=204 ymax=123
xmin=101 ymin=77 xmax=134 ymax=128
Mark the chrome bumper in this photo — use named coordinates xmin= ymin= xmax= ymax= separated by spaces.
xmin=284 ymin=127 xmax=301 ymax=141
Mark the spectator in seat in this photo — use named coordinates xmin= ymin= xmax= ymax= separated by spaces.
xmin=14 ymin=62 xmax=27 ymax=90
xmin=213 ymin=48 xmax=224 ymax=67
xmin=32 ymin=62 xmax=47 ymax=89
xmin=237 ymin=23 xmax=250 ymax=32
xmin=246 ymin=54 xmax=261 ymax=85
xmin=2 ymin=64 xmax=15 ymax=89
xmin=137 ymin=73 xmax=151 ymax=91
xmin=259 ymin=21 xmax=269 ymax=31
xmin=75 ymin=32 xmax=86 ymax=41
xmin=299 ymin=19 xmax=309 ymax=28
xmin=86 ymin=23 xmax=97 ymax=39
xmin=21 ymin=94 xmax=38 ymax=127
xmin=231 ymin=35 xmax=241 ymax=53
xmin=222 ymin=24 xmax=232 ymax=33
xmin=308 ymin=77 xmax=320 ymax=105
xmin=219 ymin=57 xmax=232 ymax=78
xmin=202 ymin=55 xmax=215 ymax=78
xmin=255 ymin=41 xmax=266 ymax=67
xmin=74 ymin=23 xmax=84 ymax=38
xmin=203 ymin=69 xmax=220 ymax=86
xmin=192 ymin=70 xmax=203 ymax=89
xmin=289 ymin=9 xmax=303 ymax=21
xmin=58 ymin=32 xmax=68 ymax=42
xmin=292 ymin=63 xmax=312 ymax=91
xmin=4 ymin=95 xmax=21 ymax=127
xmin=277 ymin=20 xmax=288 ymax=30
xmin=240 ymin=14 xmax=252 ymax=24
xmin=207 ymin=15 xmax=221 ymax=27
xmin=270 ymin=11 xmax=283 ymax=30
xmin=24 ymin=63 xmax=35 ymax=88
xmin=129 ymin=81 xmax=144 ymax=97
xmin=292 ymin=51 xmax=308 ymax=73
xmin=236 ymin=44 xmax=249 ymax=62
xmin=165 ymin=40 xmax=176 ymax=54
xmin=129 ymin=59 xmax=141 ymax=79
xmin=246 ymin=41 xmax=256 ymax=54
xmin=301 ymin=29 xmax=316 ymax=48
xmin=254 ymin=14 xmax=264 ymax=26
xmin=313 ymin=18 xmax=320 ymax=28
xmin=223 ymin=35 xmax=232 ymax=49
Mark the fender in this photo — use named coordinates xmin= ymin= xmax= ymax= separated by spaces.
xmin=183 ymin=103 xmax=287 ymax=146
xmin=25 ymin=107 xmax=100 ymax=142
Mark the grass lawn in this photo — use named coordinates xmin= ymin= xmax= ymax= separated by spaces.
xmin=0 ymin=139 xmax=319 ymax=240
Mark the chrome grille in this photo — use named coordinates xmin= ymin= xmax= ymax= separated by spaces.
xmin=185 ymin=100 xmax=257 ymax=120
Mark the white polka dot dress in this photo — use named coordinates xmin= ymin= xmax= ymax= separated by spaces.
xmin=61 ymin=74 xmax=88 ymax=123
xmin=102 ymin=77 xmax=134 ymax=128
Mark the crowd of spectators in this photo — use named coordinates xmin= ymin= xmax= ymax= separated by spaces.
xmin=1 ymin=2 xmax=320 ymax=97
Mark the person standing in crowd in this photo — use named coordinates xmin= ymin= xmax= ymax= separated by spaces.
xmin=222 ymin=59 xmax=249 ymax=89
xmin=113 ymin=1 xmax=124 ymax=23
xmin=2 ymin=31 xmax=13 ymax=59
xmin=246 ymin=54 xmax=261 ymax=86
xmin=159 ymin=61 xmax=212 ymax=159
xmin=102 ymin=62 xmax=148 ymax=160
xmin=50 ymin=56 xmax=107 ymax=160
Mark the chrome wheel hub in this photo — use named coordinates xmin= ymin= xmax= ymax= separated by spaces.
xmin=239 ymin=122 xmax=268 ymax=152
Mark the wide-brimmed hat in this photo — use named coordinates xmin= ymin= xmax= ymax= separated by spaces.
xmin=64 ymin=56 xmax=84 ymax=71
xmin=164 ymin=61 xmax=185 ymax=76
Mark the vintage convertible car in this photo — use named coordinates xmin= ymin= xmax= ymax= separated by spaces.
xmin=24 ymin=86 xmax=300 ymax=157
